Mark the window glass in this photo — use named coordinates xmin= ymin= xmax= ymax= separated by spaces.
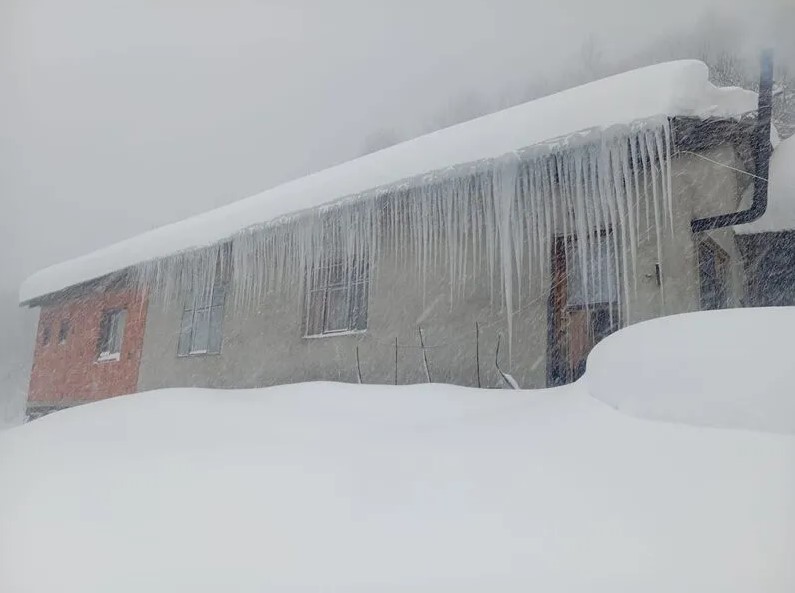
xmin=177 ymin=309 xmax=193 ymax=356
xmin=323 ymin=286 xmax=349 ymax=333
xmin=98 ymin=309 xmax=126 ymax=360
xmin=305 ymin=257 xmax=369 ymax=337
xmin=567 ymin=235 xmax=619 ymax=306
xmin=178 ymin=278 xmax=226 ymax=356
xmin=207 ymin=305 xmax=224 ymax=354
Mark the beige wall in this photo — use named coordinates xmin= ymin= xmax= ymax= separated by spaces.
xmin=137 ymin=143 xmax=747 ymax=392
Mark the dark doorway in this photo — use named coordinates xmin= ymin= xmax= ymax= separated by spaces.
xmin=547 ymin=234 xmax=621 ymax=386
xmin=698 ymin=238 xmax=729 ymax=310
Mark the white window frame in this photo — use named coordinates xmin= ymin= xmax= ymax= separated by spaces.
xmin=97 ymin=309 xmax=127 ymax=362
xmin=304 ymin=258 xmax=368 ymax=338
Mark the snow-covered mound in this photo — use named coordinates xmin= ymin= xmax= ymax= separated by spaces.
xmin=20 ymin=60 xmax=756 ymax=303
xmin=587 ymin=307 xmax=795 ymax=434
xmin=1 ymin=381 xmax=794 ymax=592
xmin=736 ymin=134 xmax=795 ymax=234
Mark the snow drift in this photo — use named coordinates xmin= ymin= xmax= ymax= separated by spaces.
xmin=1 ymin=309 xmax=794 ymax=593
xmin=587 ymin=307 xmax=795 ymax=434
xmin=19 ymin=60 xmax=756 ymax=304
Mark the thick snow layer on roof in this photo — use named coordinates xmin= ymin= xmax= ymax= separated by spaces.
xmin=19 ymin=60 xmax=757 ymax=303
xmin=735 ymin=134 xmax=795 ymax=234
xmin=1 ymin=309 xmax=794 ymax=593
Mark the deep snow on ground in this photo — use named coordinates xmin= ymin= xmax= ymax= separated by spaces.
xmin=0 ymin=308 xmax=794 ymax=593
xmin=588 ymin=307 xmax=795 ymax=434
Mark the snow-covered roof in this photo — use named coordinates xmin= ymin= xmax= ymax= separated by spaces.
xmin=1 ymin=308 xmax=793 ymax=592
xmin=20 ymin=60 xmax=757 ymax=304
xmin=735 ymin=134 xmax=795 ymax=234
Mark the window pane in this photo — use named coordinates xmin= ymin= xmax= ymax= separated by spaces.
xmin=306 ymin=290 xmax=325 ymax=336
xmin=350 ymin=280 xmax=368 ymax=330
xmin=110 ymin=310 xmax=127 ymax=354
xmin=567 ymin=236 xmax=618 ymax=306
xmin=178 ymin=309 xmax=193 ymax=356
xmin=191 ymin=308 xmax=210 ymax=353
xmin=208 ymin=305 xmax=224 ymax=354
xmin=211 ymin=283 xmax=227 ymax=307
xmin=326 ymin=263 xmax=345 ymax=286
xmin=194 ymin=286 xmax=212 ymax=309
xmin=324 ymin=286 xmax=349 ymax=332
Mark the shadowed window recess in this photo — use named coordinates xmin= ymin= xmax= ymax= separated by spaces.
xmin=98 ymin=309 xmax=127 ymax=362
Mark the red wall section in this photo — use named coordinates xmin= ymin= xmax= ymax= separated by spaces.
xmin=28 ymin=290 xmax=148 ymax=406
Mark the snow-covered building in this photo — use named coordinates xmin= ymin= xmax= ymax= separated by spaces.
xmin=20 ymin=60 xmax=775 ymax=418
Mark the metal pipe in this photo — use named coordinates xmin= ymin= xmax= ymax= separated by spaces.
xmin=690 ymin=49 xmax=774 ymax=232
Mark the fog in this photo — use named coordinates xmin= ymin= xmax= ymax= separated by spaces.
xmin=0 ymin=0 xmax=791 ymax=422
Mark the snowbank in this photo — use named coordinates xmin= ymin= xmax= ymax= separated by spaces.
xmin=587 ymin=307 xmax=795 ymax=434
xmin=20 ymin=60 xmax=756 ymax=303
xmin=736 ymin=134 xmax=795 ymax=234
xmin=1 ymin=370 xmax=794 ymax=588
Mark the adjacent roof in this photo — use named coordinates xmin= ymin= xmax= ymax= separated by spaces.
xmin=735 ymin=134 xmax=795 ymax=234
xmin=20 ymin=60 xmax=757 ymax=304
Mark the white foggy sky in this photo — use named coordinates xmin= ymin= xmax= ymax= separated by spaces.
xmin=0 ymin=0 xmax=784 ymax=286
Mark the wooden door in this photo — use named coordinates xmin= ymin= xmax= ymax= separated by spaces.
xmin=547 ymin=235 xmax=620 ymax=386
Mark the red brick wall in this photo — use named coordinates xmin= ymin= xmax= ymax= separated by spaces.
xmin=28 ymin=289 xmax=148 ymax=406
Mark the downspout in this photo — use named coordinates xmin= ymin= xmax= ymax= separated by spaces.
xmin=690 ymin=50 xmax=774 ymax=233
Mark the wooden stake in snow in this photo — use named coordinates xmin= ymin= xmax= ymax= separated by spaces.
xmin=496 ymin=333 xmax=519 ymax=390
xmin=475 ymin=322 xmax=481 ymax=388
xmin=418 ymin=326 xmax=432 ymax=383
xmin=355 ymin=345 xmax=363 ymax=384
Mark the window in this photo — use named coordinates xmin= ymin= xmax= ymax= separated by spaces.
xmin=58 ymin=320 xmax=70 ymax=344
xmin=566 ymin=234 xmax=619 ymax=306
xmin=97 ymin=309 xmax=127 ymax=361
xmin=178 ymin=282 xmax=226 ymax=356
xmin=699 ymin=239 xmax=729 ymax=310
xmin=41 ymin=325 xmax=51 ymax=346
xmin=305 ymin=258 xmax=368 ymax=336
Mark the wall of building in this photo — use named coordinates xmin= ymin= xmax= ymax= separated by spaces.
xmin=642 ymin=143 xmax=747 ymax=322
xmin=27 ymin=289 xmax=147 ymax=412
xmin=137 ymin=143 xmax=747 ymax=393
xmin=737 ymin=231 xmax=795 ymax=306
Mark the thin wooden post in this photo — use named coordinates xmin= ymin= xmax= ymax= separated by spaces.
xmin=475 ymin=322 xmax=481 ymax=388
xmin=355 ymin=345 xmax=363 ymax=384
xmin=496 ymin=333 xmax=519 ymax=389
xmin=394 ymin=337 xmax=399 ymax=385
xmin=418 ymin=326 xmax=431 ymax=383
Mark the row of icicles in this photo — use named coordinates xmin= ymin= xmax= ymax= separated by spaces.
xmin=134 ymin=118 xmax=675 ymax=341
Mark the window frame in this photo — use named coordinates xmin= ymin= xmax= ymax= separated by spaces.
xmin=304 ymin=257 xmax=369 ymax=338
xmin=97 ymin=308 xmax=127 ymax=363
xmin=178 ymin=281 xmax=227 ymax=357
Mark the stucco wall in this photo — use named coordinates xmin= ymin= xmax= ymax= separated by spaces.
xmin=137 ymin=144 xmax=746 ymax=392
xmin=28 ymin=288 xmax=148 ymax=409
